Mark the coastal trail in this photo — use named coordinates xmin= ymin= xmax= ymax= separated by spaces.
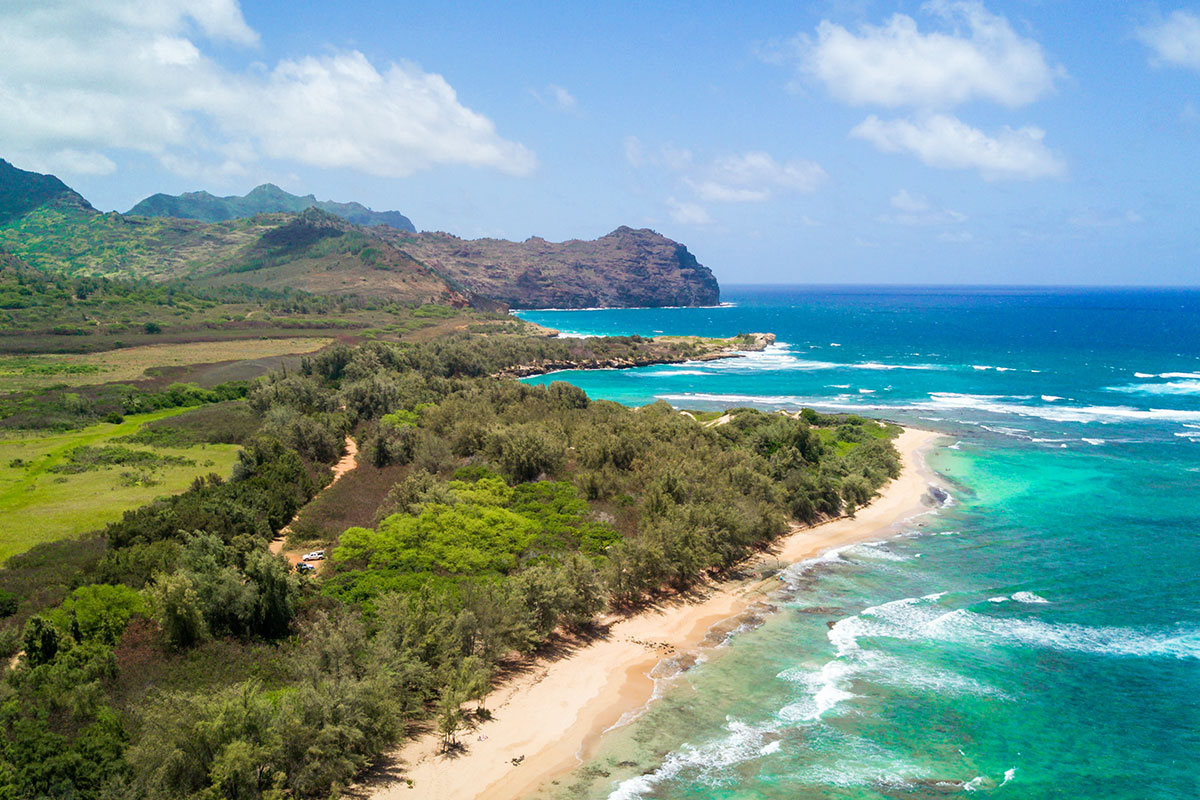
xmin=366 ymin=427 xmax=943 ymax=800
xmin=269 ymin=435 xmax=358 ymax=571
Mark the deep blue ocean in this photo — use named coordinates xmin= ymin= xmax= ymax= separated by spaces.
xmin=515 ymin=286 xmax=1200 ymax=800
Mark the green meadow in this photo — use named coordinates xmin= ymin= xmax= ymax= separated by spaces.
xmin=0 ymin=408 xmax=240 ymax=562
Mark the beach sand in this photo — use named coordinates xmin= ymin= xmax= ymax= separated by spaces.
xmin=368 ymin=426 xmax=941 ymax=800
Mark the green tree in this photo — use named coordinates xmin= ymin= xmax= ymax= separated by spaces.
xmin=147 ymin=572 xmax=207 ymax=649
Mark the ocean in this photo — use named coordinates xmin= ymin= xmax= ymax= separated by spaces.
xmin=515 ymin=286 xmax=1200 ymax=800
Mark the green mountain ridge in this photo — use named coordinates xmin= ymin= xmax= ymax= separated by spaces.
xmin=127 ymin=182 xmax=416 ymax=231
xmin=0 ymin=159 xmax=96 ymax=226
xmin=0 ymin=158 xmax=720 ymax=309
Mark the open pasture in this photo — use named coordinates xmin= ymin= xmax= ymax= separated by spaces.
xmin=0 ymin=408 xmax=241 ymax=562
xmin=0 ymin=336 xmax=333 ymax=393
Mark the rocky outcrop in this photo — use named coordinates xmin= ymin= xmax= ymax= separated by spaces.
xmin=127 ymin=183 xmax=416 ymax=232
xmin=390 ymin=226 xmax=720 ymax=309
xmin=494 ymin=332 xmax=774 ymax=378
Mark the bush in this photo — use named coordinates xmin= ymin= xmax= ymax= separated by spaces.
xmin=487 ymin=423 xmax=566 ymax=483
xmin=0 ymin=588 xmax=17 ymax=618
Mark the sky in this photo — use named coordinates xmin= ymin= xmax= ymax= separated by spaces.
xmin=2 ymin=0 xmax=1199 ymax=286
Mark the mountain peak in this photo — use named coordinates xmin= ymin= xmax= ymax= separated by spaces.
xmin=0 ymin=159 xmax=96 ymax=226
xmin=127 ymin=184 xmax=415 ymax=232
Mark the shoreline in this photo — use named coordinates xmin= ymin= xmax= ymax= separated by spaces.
xmin=493 ymin=332 xmax=775 ymax=379
xmin=368 ymin=426 xmax=942 ymax=800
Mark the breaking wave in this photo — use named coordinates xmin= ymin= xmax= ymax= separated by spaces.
xmin=656 ymin=391 xmax=1200 ymax=425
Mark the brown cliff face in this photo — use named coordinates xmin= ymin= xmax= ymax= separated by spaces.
xmin=388 ymin=226 xmax=720 ymax=309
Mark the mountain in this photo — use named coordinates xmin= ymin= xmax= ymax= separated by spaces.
xmin=0 ymin=160 xmax=721 ymax=309
xmin=0 ymin=159 xmax=96 ymax=226
xmin=127 ymin=183 xmax=416 ymax=232
xmin=388 ymin=226 xmax=720 ymax=309
xmin=193 ymin=208 xmax=472 ymax=304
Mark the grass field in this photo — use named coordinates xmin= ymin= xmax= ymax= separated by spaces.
xmin=0 ymin=337 xmax=333 ymax=393
xmin=0 ymin=408 xmax=241 ymax=562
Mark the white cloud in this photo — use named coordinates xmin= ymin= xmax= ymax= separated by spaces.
xmin=667 ymin=197 xmax=713 ymax=225
xmin=1138 ymin=10 xmax=1200 ymax=71
xmin=881 ymin=189 xmax=966 ymax=224
xmin=0 ymin=0 xmax=534 ymax=179
xmin=851 ymin=113 xmax=1065 ymax=180
xmin=686 ymin=151 xmax=827 ymax=203
xmin=802 ymin=0 xmax=1061 ymax=109
xmin=547 ymin=84 xmax=577 ymax=111
xmin=531 ymin=83 xmax=578 ymax=113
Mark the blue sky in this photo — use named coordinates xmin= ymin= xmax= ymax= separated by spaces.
xmin=2 ymin=1 xmax=1199 ymax=285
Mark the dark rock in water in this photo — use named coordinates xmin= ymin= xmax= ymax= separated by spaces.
xmin=795 ymin=606 xmax=843 ymax=615
xmin=923 ymin=485 xmax=950 ymax=506
xmin=874 ymin=777 xmax=967 ymax=797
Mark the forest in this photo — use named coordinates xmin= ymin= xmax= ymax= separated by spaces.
xmin=0 ymin=333 xmax=900 ymax=799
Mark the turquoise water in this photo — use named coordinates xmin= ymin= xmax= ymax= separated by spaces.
xmin=517 ymin=287 xmax=1200 ymax=800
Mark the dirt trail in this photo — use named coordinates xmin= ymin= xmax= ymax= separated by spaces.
xmin=269 ymin=436 xmax=358 ymax=568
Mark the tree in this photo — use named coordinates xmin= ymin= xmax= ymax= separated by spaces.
xmin=147 ymin=572 xmax=207 ymax=649
xmin=436 ymin=685 xmax=466 ymax=752
xmin=57 ymin=583 xmax=147 ymax=645
xmin=22 ymin=615 xmax=63 ymax=667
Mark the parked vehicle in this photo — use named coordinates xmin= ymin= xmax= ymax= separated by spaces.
xmin=296 ymin=562 xmax=315 ymax=573
xmin=302 ymin=550 xmax=325 ymax=561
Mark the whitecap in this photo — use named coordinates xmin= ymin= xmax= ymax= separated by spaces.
xmin=604 ymin=718 xmax=775 ymax=800
xmin=964 ymin=775 xmax=988 ymax=791
xmin=657 ymin=390 xmax=1200 ymax=425
xmin=1108 ymin=379 xmax=1200 ymax=396
xmin=1041 ymin=395 xmax=1063 ymax=402
xmin=1012 ymin=591 xmax=1050 ymax=604
xmin=859 ymin=388 xmax=876 ymax=394
xmin=829 ymin=593 xmax=1199 ymax=661
xmin=1135 ymin=371 xmax=1200 ymax=379
xmin=1082 ymin=438 xmax=1105 ymax=446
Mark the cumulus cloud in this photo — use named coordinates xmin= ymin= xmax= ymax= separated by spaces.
xmin=880 ymin=189 xmax=966 ymax=224
xmin=851 ymin=113 xmax=1065 ymax=180
xmin=802 ymin=0 xmax=1061 ymax=109
xmin=666 ymin=197 xmax=713 ymax=226
xmin=1138 ymin=9 xmax=1200 ymax=71
xmin=686 ymin=151 xmax=827 ymax=203
xmin=0 ymin=0 xmax=534 ymax=178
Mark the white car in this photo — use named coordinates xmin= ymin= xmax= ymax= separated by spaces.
xmin=302 ymin=550 xmax=325 ymax=561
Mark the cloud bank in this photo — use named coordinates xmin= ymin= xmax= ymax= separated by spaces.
xmin=0 ymin=0 xmax=535 ymax=178
xmin=787 ymin=1 xmax=1064 ymax=181
xmin=803 ymin=0 xmax=1061 ymax=109
xmin=852 ymin=114 xmax=1065 ymax=180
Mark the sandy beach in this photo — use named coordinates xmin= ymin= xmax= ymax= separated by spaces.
xmin=370 ymin=426 xmax=942 ymax=800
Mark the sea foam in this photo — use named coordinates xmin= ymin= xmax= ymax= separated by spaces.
xmin=656 ymin=391 xmax=1200 ymax=426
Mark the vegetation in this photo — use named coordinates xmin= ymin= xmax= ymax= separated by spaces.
xmin=0 ymin=331 xmax=900 ymax=799
xmin=0 ymin=410 xmax=242 ymax=562
xmin=0 ymin=254 xmax=522 ymax=358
